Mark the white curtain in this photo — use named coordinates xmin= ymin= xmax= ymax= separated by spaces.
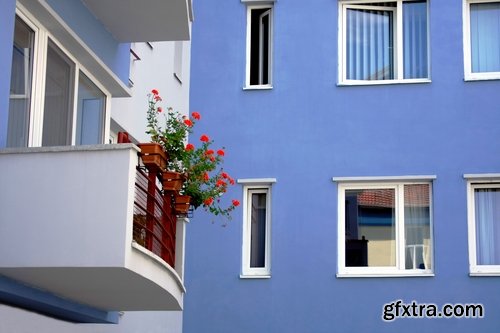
xmin=403 ymin=1 xmax=428 ymax=79
xmin=404 ymin=184 xmax=431 ymax=269
xmin=475 ymin=188 xmax=500 ymax=265
xmin=346 ymin=8 xmax=394 ymax=80
xmin=470 ymin=3 xmax=500 ymax=73
xmin=345 ymin=1 xmax=428 ymax=80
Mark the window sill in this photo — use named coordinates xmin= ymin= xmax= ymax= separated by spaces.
xmin=469 ymin=267 xmax=500 ymax=276
xmin=243 ymin=85 xmax=273 ymax=91
xmin=240 ymin=274 xmax=271 ymax=279
xmin=469 ymin=272 xmax=500 ymax=277
xmin=337 ymin=79 xmax=431 ymax=87
xmin=336 ymin=272 xmax=434 ymax=278
xmin=464 ymin=74 xmax=500 ymax=82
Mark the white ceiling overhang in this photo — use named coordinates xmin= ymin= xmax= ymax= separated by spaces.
xmin=82 ymin=0 xmax=192 ymax=42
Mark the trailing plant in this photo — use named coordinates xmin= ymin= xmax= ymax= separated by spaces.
xmin=146 ymin=89 xmax=240 ymax=220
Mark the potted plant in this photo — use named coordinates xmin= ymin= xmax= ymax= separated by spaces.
xmin=162 ymin=170 xmax=184 ymax=192
xmin=145 ymin=89 xmax=240 ymax=220
xmin=137 ymin=142 xmax=167 ymax=171
xmin=174 ymin=194 xmax=191 ymax=214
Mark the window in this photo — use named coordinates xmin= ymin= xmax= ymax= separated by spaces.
xmin=463 ymin=1 xmax=500 ymax=80
xmin=338 ymin=0 xmax=429 ymax=85
xmin=466 ymin=176 xmax=500 ymax=275
xmin=7 ymin=10 xmax=110 ymax=148
xmin=336 ymin=178 xmax=433 ymax=276
xmin=76 ymin=72 xmax=106 ymax=145
xmin=7 ymin=15 xmax=35 ymax=147
xmin=239 ymin=179 xmax=275 ymax=277
xmin=245 ymin=4 xmax=273 ymax=88
xmin=42 ymin=40 xmax=75 ymax=146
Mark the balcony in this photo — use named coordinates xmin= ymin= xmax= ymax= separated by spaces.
xmin=0 ymin=144 xmax=187 ymax=312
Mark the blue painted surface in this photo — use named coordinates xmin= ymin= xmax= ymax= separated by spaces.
xmin=0 ymin=276 xmax=118 ymax=324
xmin=46 ymin=0 xmax=130 ymax=84
xmin=184 ymin=0 xmax=500 ymax=332
xmin=0 ymin=0 xmax=16 ymax=148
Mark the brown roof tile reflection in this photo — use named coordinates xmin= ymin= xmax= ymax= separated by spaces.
xmin=358 ymin=184 xmax=429 ymax=208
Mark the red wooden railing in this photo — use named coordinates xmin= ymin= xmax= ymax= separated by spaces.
xmin=133 ymin=167 xmax=177 ymax=267
xmin=119 ymin=131 xmax=177 ymax=268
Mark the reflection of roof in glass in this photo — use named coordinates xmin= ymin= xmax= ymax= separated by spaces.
xmin=358 ymin=184 xmax=430 ymax=208
xmin=358 ymin=189 xmax=395 ymax=208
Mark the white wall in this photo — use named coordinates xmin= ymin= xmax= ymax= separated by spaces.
xmin=111 ymin=41 xmax=192 ymax=143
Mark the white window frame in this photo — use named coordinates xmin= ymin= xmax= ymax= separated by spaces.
xmin=239 ymin=178 xmax=275 ymax=278
xmin=14 ymin=5 xmax=111 ymax=147
xmin=465 ymin=174 xmax=500 ymax=275
xmin=334 ymin=176 xmax=435 ymax=277
xmin=463 ymin=0 xmax=500 ymax=81
xmin=244 ymin=4 xmax=273 ymax=90
xmin=337 ymin=0 xmax=431 ymax=86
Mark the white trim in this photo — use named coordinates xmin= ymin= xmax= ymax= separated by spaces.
xmin=242 ymin=85 xmax=273 ymax=90
xmin=463 ymin=0 xmax=500 ymax=81
xmin=337 ymin=273 xmax=434 ymax=278
xmin=396 ymin=0 xmax=403 ymax=79
xmin=237 ymin=178 xmax=277 ymax=184
xmin=241 ymin=184 xmax=273 ymax=277
xmin=239 ymin=274 xmax=271 ymax=279
xmin=337 ymin=79 xmax=431 ymax=86
xmin=466 ymin=178 xmax=500 ymax=275
xmin=333 ymin=175 xmax=436 ymax=182
xmin=464 ymin=173 xmax=500 ymax=181
xmin=244 ymin=4 xmax=273 ymax=89
xmin=241 ymin=0 xmax=276 ymax=3
xmin=338 ymin=0 xmax=430 ymax=85
xmin=337 ymin=179 xmax=434 ymax=277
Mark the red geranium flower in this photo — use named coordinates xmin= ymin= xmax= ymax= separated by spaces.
xmin=217 ymin=149 xmax=225 ymax=156
xmin=204 ymin=149 xmax=214 ymax=156
xmin=232 ymin=200 xmax=240 ymax=207
xmin=157 ymin=107 xmax=163 ymax=113
xmin=221 ymin=172 xmax=229 ymax=179
xmin=151 ymin=89 xmax=159 ymax=95
xmin=203 ymin=172 xmax=210 ymax=181
xmin=192 ymin=111 xmax=201 ymax=120
xmin=185 ymin=143 xmax=195 ymax=151
xmin=229 ymin=178 xmax=235 ymax=185
xmin=200 ymin=134 xmax=210 ymax=142
xmin=204 ymin=197 xmax=214 ymax=206
xmin=216 ymin=179 xmax=227 ymax=187
xmin=154 ymin=95 xmax=162 ymax=102
xmin=184 ymin=119 xmax=193 ymax=127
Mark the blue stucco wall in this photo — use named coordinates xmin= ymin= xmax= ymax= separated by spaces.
xmin=184 ymin=0 xmax=500 ymax=332
xmin=46 ymin=0 xmax=130 ymax=84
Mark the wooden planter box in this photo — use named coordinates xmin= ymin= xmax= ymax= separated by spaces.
xmin=162 ymin=171 xmax=184 ymax=192
xmin=175 ymin=195 xmax=191 ymax=214
xmin=138 ymin=143 xmax=167 ymax=171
